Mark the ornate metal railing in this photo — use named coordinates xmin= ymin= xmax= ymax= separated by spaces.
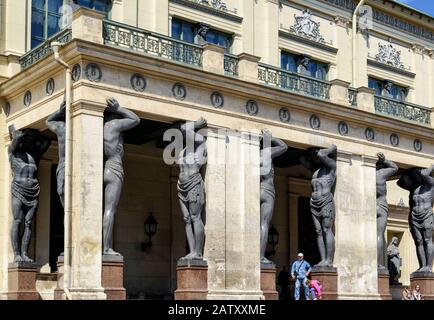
xmin=103 ymin=20 xmax=203 ymax=68
xmin=374 ymin=95 xmax=431 ymax=125
xmin=348 ymin=87 xmax=357 ymax=107
xmin=224 ymin=53 xmax=238 ymax=76
xmin=19 ymin=28 xmax=72 ymax=69
xmin=258 ymin=63 xmax=330 ymax=100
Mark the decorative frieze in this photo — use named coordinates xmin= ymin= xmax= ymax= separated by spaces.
xmin=289 ymin=9 xmax=326 ymax=44
xmin=374 ymin=41 xmax=405 ymax=70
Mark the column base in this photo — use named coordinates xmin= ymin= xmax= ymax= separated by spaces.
xmin=174 ymin=259 xmax=208 ymax=300
xmin=54 ymin=256 xmax=64 ymax=300
xmin=337 ymin=293 xmax=381 ymax=300
xmin=102 ymin=254 xmax=126 ymax=300
xmin=311 ymin=266 xmax=337 ymax=300
xmin=67 ymin=288 xmax=107 ymax=300
xmin=260 ymin=263 xmax=278 ymax=300
xmin=410 ymin=271 xmax=434 ymax=300
xmin=7 ymin=262 xmax=40 ymax=300
xmin=207 ymin=290 xmax=265 ymax=300
xmin=377 ymin=268 xmax=392 ymax=300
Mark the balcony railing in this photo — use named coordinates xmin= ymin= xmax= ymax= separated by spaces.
xmin=258 ymin=64 xmax=330 ymax=100
xmin=19 ymin=28 xmax=72 ymax=69
xmin=224 ymin=53 xmax=238 ymax=77
xmin=374 ymin=95 xmax=431 ymax=125
xmin=103 ymin=20 xmax=203 ymax=68
xmin=348 ymin=88 xmax=357 ymax=107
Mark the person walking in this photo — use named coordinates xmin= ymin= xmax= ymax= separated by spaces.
xmin=291 ymin=253 xmax=312 ymax=300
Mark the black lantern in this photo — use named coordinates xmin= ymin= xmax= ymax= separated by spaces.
xmin=141 ymin=212 xmax=158 ymax=251
xmin=266 ymin=224 xmax=279 ymax=257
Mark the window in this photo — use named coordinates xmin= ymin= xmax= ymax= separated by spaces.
xmin=31 ymin=0 xmax=63 ymax=48
xmin=205 ymin=29 xmax=232 ymax=50
xmin=281 ymin=52 xmax=328 ymax=80
xmin=171 ymin=19 xmax=232 ymax=52
xmin=171 ymin=19 xmax=195 ymax=43
xmin=31 ymin=0 xmax=112 ymax=49
xmin=368 ymin=77 xmax=407 ymax=101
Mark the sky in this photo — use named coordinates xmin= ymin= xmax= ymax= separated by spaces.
xmin=395 ymin=0 xmax=434 ymax=17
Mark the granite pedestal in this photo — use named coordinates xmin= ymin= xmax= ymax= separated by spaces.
xmin=174 ymin=259 xmax=208 ymax=300
xmin=102 ymin=254 xmax=126 ymax=300
xmin=261 ymin=263 xmax=278 ymax=300
xmin=377 ymin=268 xmax=392 ymax=300
xmin=7 ymin=262 xmax=40 ymax=300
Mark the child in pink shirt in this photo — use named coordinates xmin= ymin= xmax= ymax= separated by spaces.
xmin=306 ymin=279 xmax=322 ymax=300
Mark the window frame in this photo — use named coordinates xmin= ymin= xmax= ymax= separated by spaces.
xmin=171 ymin=18 xmax=233 ymax=53
xmin=280 ymin=51 xmax=329 ymax=80
xmin=368 ymin=77 xmax=408 ymax=102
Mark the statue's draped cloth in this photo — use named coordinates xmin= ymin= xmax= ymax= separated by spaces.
xmin=12 ymin=180 xmax=40 ymax=207
xmin=310 ymin=192 xmax=334 ymax=218
xmin=410 ymin=207 xmax=434 ymax=229
xmin=105 ymin=159 xmax=124 ymax=183
xmin=177 ymin=172 xmax=204 ymax=204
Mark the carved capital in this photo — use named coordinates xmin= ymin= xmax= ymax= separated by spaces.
xmin=334 ymin=16 xmax=350 ymax=28
xmin=411 ymin=43 xmax=424 ymax=54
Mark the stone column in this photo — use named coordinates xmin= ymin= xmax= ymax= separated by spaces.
xmin=66 ymin=102 xmax=106 ymax=300
xmin=0 ymin=133 xmax=12 ymax=299
xmin=206 ymin=129 xmax=263 ymax=299
xmin=254 ymin=0 xmax=279 ymax=66
xmin=202 ymin=44 xmax=225 ymax=75
xmin=334 ymin=152 xmax=380 ymax=300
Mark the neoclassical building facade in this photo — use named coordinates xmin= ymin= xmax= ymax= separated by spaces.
xmin=0 ymin=0 xmax=433 ymax=300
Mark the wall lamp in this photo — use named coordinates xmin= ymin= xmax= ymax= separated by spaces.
xmin=141 ymin=212 xmax=158 ymax=251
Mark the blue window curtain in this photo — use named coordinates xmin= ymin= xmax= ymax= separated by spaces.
xmin=280 ymin=52 xmax=297 ymax=73
xmin=171 ymin=19 xmax=195 ymax=43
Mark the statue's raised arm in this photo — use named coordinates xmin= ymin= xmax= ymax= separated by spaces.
xmin=106 ymin=98 xmax=140 ymax=132
xmin=317 ymin=144 xmax=337 ymax=171
xmin=8 ymin=125 xmax=25 ymax=155
xmin=420 ymin=165 xmax=434 ymax=186
xmin=376 ymin=153 xmax=399 ymax=180
xmin=46 ymin=102 xmax=66 ymax=134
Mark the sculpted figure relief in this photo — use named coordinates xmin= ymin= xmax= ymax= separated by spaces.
xmin=177 ymin=118 xmax=207 ymax=260
xmin=300 ymin=144 xmax=337 ymax=267
xmin=260 ymin=129 xmax=288 ymax=264
xmin=387 ymin=236 xmax=401 ymax=284
xmin=46 ymin=102 xmax=66 ymax=208
xmin=398 ymin=166 xmax=434 ymax=273
xmin=103 ymin=98 xmax=140 ymax=256
xmin=376 ymin=153 xmax=398 ymax=269
xmin=8 ymin=125 xmax=51 ymax=263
